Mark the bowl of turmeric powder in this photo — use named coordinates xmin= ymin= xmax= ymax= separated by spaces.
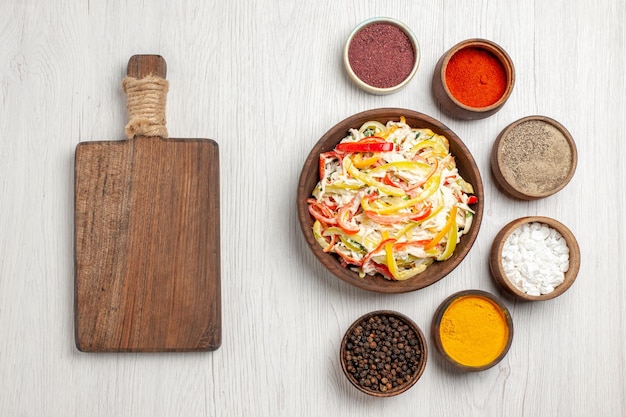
xmin=431 ymin=290 xmax=513 ymax=371
xmin=432 ymin=39 xmax=515 ymax=120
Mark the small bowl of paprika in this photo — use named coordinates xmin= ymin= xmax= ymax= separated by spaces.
xmin=344 ymin=17 xmax=421 ymax=95
xmin=432 ymin=39 xmax=515 ymax=120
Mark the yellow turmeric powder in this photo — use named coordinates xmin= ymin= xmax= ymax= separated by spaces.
xmin=439 ymin=295 xmax=510 ymax=367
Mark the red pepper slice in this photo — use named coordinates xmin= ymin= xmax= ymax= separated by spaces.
xmin=319 ymin=151 xmax=339 ymax=181
xmin=323 ymin=234 xmax=337 ymax=253
xmin=467 ymin=195 xmax=478 ymax=205
xmin=335 ymin=249 xmax=363 ymax=266
xmin=364 ymin=202 xmax=432 ymax=225
xmin=337 ymin=194 xmax=361 ymax=234
xmin=371 ymin=262 xmax=394 ymax=280
xmin=364 ymin=210 xmax=428 ymax=225
xmin=307 ymin=200 xmax=338 ymax=225
xmin=393 ymin=240 xmax=431 ymax=251
xmin=336 ymin=137 xmax=394 ymax=153
xmin=361 ymin=238 xmax=395 ymax=271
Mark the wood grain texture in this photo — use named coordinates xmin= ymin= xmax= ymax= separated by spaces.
xmin=74 ymin=56 xmax=221 ymax=352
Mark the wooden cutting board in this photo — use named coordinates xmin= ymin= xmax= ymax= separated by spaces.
xmin=74 ymin=55 xmax=221 ymax=352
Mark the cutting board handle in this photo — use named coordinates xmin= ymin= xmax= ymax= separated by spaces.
xmin=123 ymin=54 xmax=169 ymax=139
xmin=128 ymin=54 xmax=167 ymax=79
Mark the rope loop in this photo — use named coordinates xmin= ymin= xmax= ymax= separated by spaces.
xmin=122 ymin=76 xmax=169 ymax=139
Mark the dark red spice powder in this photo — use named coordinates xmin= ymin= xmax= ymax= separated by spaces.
xmin=347 ymin=23 xmax=415 ymax=89
xmin=445 ymin=47 xmax=507 ymax=108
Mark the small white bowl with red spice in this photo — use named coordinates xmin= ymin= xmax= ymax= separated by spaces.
xmin=343 ymin=17 xmax=420 ymax=95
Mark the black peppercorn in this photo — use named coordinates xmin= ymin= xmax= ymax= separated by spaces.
xmin=342 ymin=313 xmax=424 ymax=394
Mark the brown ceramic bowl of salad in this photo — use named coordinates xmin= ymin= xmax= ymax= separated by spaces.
xmin=296 ymin=108 xmax=484 ymax=293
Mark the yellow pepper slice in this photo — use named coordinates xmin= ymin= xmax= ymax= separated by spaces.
xmin=343 ymin=157 xmax=405 ymax=197
xmin=352 ymin=153 xmax=381 ymax=168
xmin=437 ymin=211 xmax=458 ymax=261
xmin=411 ymin=139 xmax=449 ymax=157
xmin=393 ymin=198 xmax=443 ymax=239
xmin=424 ymin=205 xmax=458 ymax=251
xmin=395 ymin=262 xmax=430 ymax=281
xmin=359 ymin=120 xmax=386 ymax=135
xmin=378 ymin=125 xmax=398 ymax=139
xmin=382 ymin=232 xmax=431 ymax=281
xmin=313 ymin=220 xmax=332 ymax=251
xmin=384 ymin=241 xmax=399 ymax=279
xmin=368 ymin=160 xmax=432 ymax=175
xmin=361 ymin=174 xmax=441 ymax=215
xmin=323 ymin=226 xmax=378 ymax=251
xmin=324 ymin=182 xmax=362 ymax=192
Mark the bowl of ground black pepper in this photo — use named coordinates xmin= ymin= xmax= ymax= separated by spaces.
xmin=340 ymin=310 xmax=427 ymax=397
xmin=432 ymin=38 xmax=515 ymax=120
xmin=344 ymin=17 xmax=420 ymax=95
xmin=491 ymin=116 xmax=578 ymax=200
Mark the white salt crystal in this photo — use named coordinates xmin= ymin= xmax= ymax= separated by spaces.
xmin=501 ymin=222 xmax=570 ymax=296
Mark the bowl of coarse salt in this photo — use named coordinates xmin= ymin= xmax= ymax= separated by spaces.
xmin=489 ymin=216 xmax=580 ymax=301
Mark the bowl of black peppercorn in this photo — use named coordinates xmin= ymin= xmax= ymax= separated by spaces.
xmin=340 ymin=310 xmax=427 ymax=397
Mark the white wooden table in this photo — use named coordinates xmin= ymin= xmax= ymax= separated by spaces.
xmin=1 ymin=0 xmax=623 ymax=415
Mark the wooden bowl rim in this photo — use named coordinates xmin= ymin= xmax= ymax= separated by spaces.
xmin=431 ymin=289 xmax=514 ymax=372
xmin=343 ymin=17 xmax=421 ymax=95
xmin=491 ymin=115 xmax=578 ymax=200
xmin=489 ymin=216 xmax=581 ymax=301
xmin=340 ymin=310 xmax=428 ymax=397
xmin=296 ymin=108 xmax=484 ymax=293
xmin=435 ymin=38 xmax=515 ymax=113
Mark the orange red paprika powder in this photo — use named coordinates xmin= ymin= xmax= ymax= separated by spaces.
xmin=445 ymin=47 xmax=507 ymax=108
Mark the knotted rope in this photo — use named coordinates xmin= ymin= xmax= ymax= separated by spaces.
xmin=122 ymin=76 xmax=169 ymax=139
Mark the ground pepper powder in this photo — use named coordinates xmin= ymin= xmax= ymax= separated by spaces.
xmin=439 ymin=295 xmax=509 ymax=367
xmin=498 ymin=119 xmax=574 ymax=196
xmin=445 ymin=47 xmax=507 ymax=107
xmin=347 ymin=22 xmax=415 ymax=89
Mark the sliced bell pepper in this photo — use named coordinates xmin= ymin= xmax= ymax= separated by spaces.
xmin=410 ymin=139 xmax=449 ymax=157
xmin=384 ymin=237 xmax=400 ymax=280
xmin=336 ymin=137 xmax=394 ymax=153
xmin=371 ymin=262 xmax=393 ymax=280
xmin=322 ymin=226 xmax=377 ymax=251
xmin=359 ymin=120 xmax=386 ymax=136
xmin=343 ymin=157 xmax=405 ymax=197
xmin=437 ymin=210 xmax=458 ymax=261
xmin=319 ymin=151 xmax=339 ymax=181
xmin=308 ymin=200 xmax=338 ymax=225
xmin=352 ymin=153 xmax=381 ymax=168
xmin=392 ymin=240 xmax=431 ymax=251
xmin=424 ymin=205 xmax=458 ymax=252
xmin=312 ymin=220 xmax=336 ymax=252
xmin=394 ymin=262 xmax=430 ymax=281
xmin=337 ymin=194 xmax=361 ymax=235
xmin=377 ymin=125 xmax=398 ymax=139
xmin=339 ymin=236 xmax=368 ymax=254
xmin=334 ymin=246 xmax=363 ymax=266
xmin=364 ymin=203 xmax=431 ymax=225
xmin=467 ymin=195 xmax=478 ymax=205
xmin=369 ymin=160 xmax=432 ymax=175
xmin=361 ymin=238 xmax=395 ymax=271
xmin=360 ymin=174 xmax=440 ymax=215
